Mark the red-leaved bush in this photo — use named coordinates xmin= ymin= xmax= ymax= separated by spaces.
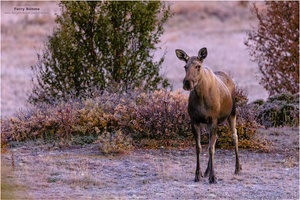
xmin=119 ymin=90 xmax=190 ymax=139
xmin=245 ymin=1 xmax=299 ymax=95
xmin=1 ymin=89 xmax=261 ymax=151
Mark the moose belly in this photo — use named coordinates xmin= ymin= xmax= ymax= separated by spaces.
xmin=188 ymin=105 xmax=212 ymax=124
xmin=188 ymin=104 xmax=231 ymax=125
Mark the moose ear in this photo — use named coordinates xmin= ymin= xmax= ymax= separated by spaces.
xmin=198 ymin=47 xmax=208 ymax=61
xmin=175 ymin=49 xmax=189 ymax=62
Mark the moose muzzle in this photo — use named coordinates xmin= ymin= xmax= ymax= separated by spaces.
xmin=183 ymin=79 xmax=196 ymax=91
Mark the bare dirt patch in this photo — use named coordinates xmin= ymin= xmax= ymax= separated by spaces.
xmin=2 ymin=127 xmax=299 ymax=199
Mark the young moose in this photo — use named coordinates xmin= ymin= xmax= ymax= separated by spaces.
xmin=175 ymin=47 xmax=242 ymax=183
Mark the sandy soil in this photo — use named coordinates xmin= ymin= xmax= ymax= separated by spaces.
xmin=1 ymin=127 xmax=299 ymax=199
xmin=1 ymin=1 xmax=268 ymax=118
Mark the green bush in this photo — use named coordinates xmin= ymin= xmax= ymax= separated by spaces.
xmin=251 ymin=93 xmax=299 ymax=128
xmin=29 ymin=1 xmax=171 ymax=104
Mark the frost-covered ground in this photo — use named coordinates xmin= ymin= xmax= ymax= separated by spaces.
xmin=1 ymin=1 xmax=268 ymax=117
xmin=2 ymin=127 xmax=299 ymax=199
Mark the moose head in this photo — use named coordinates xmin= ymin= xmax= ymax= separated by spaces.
xmin=175 ymin=47 xmax=208 ymax=91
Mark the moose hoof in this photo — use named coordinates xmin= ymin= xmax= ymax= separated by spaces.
xmin=204 ymin=169 xmax=210 ymax=177
xmin=234 ymin=164 xmax=242 ymax=175
xmin=209 ymin=175 xmax=217 ymax=184
xmin=194 ymin=172 xmax=203 ymax=182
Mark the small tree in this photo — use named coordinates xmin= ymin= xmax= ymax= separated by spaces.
xmin=245 ymin=1 xmax=299 ymax=95
xmin=29 ymin=1 xmax=171 ymax=104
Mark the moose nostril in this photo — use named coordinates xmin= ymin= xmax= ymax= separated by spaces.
xmin=183 ymin=80 xmax=191 ymax=90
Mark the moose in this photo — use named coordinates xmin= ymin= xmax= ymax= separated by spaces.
xmin=175 ymin=47 xmax=242 ymax=183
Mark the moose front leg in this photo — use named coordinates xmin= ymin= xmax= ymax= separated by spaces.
xmin=204 ymin=154 xmax=211 ymax=177
xmin=207 ymin=122 xmax=218 ymax=184
xmin=192 ymin=122 xmax=203 ymax=182
xmin=204 ymin=132 xmax=211 ymax=177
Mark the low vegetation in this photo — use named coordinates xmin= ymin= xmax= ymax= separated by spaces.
xmin=2 ymin=88 xmax=267 ymax=153
xmin=251 ymin=93 xmax=299 ymax=128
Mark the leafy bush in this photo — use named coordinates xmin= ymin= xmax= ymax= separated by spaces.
xmin=2 ymin=88 xmax=262 ymax=151
xmin=245 ymin=1 xmax=299 ymax=95
xmin=251 ymin=93 xmax=299 ymax=128
xmin=121 ymin=90 xmax=191 ymax=140
xmin=29 ymin=1 xmax=171 ymax=104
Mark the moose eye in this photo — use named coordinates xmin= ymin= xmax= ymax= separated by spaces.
xmin=196 ymin=65 xmax=200 ymax=70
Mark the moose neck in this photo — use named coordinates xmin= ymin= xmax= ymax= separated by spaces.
xmin=193 ymin=67 xmax=212 ymax=98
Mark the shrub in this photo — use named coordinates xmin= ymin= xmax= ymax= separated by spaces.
xmin=1 ymin=88 xmax=262 ymax=151
xmin=245 ymin=1 xmax=299 ymax=95
xmin=121 ymin=90 xmax=191 ymax=140
xmin=251 ymin=93 xmax=299 ymax=128
xmin=125 ymin=90 xmax=194 ymax=148
xmin=29 ymin=1 xmax=171 ymax=104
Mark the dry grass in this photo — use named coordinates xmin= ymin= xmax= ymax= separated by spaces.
xmin=1 ymin=160 xmax=32 ymax=199
xmin=1 ymin=126 xmax=299 ymax=199
xmin=256 ymin=126 xmax=299 ymax=153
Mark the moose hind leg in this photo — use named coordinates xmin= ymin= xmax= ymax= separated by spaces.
xmin=228 ymin=115 xmax=242 ymax=174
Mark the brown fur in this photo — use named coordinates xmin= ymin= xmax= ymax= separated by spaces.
xmin=175 ymin=48 xmax=241 ymax=183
